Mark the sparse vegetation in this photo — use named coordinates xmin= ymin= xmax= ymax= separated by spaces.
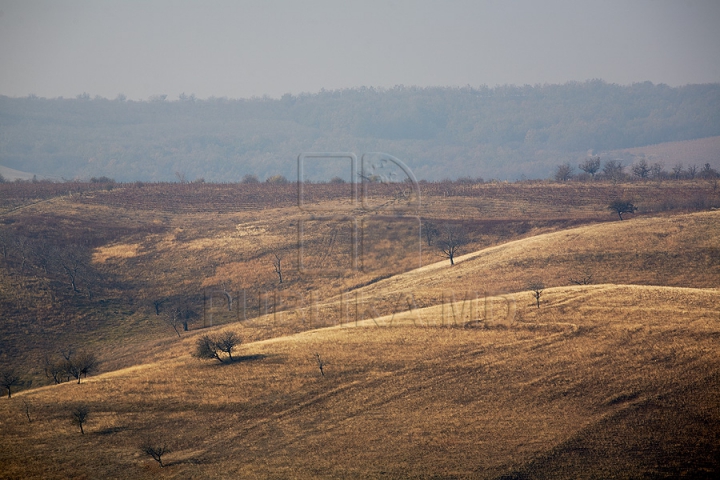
xmin=71 ymin=404 xmax=90 ymax=434
xmin=0 ymin=178 xmax=719 ymax=478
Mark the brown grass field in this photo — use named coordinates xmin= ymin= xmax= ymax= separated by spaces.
xmin=0 ymin=180 xmax=719 ymax=478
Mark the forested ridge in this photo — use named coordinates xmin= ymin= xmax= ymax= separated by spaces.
xmin=1 ymin=80 xmax=719 ymax=182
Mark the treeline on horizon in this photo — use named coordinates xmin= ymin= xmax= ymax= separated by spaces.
xmin=1 ymin=80 xmax=719 ymax=182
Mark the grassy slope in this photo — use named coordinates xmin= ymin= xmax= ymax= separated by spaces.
xmin=340 ymin=210 xmax=720 ymax=318
xmin=1 ymin=208 xmax=719 ymax=478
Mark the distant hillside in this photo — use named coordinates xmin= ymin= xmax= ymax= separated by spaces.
xmin=1 ymin=81 xmax=719 ymax=181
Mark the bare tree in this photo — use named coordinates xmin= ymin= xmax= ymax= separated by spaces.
xmin=44 ymin=355 xmax=69 ymax=384
xmin=315 ymin=353 xmax=326 ymax=377
xmin=687 ymin=164 xmax=698 ymax=179
xmin=71 ymin=404 xmax=90 ymax=434
xmin=1 ymin=369 xmax=22 ymax=398
xmin=14 ymin=236 xmax=29 ymax=274
xmin=608 ymin=200 xmax=638 ymax=220
xmin=60 ymin=254 xmax=83 ymax=294
xmin=569 ymin=268 xmax=594 ymax=285
xmin=164 ymin=308 xmax=183 ymax=338
xmin=0 ymin=230 xmax=9 ymax=262
xmin=579 ymin=157 xmax=601 ymax=178
xmin=193 ymin=332 xmax=241 ymax=363
xmin=194 ymin=335 xmax=223 ymax=363
xmin=153 ymin=298 xmax=166 ymax=316
xmin=241 ymin=174 xmax=260 ymax=184
xmin=554 ymin=162 xmax=573 ymax=182
xmin=22 ymin=399 xmax=31 ymax=423
xmin=672 ymin=163 xmax=684 ymax=179
xmin=631 ymin=158 xmax=650 ymax=179
xmin=141 ymin=441 xmax=168 ymax=467
xmin=421 ymin=220 xmax=439 ymax=247
xmin=528 ymin=281 xmax=545 ymax=308
xmin=214 ymin=331 xmax=240 ymax=362
xmin=602 ymin=160 xmax=625 ymax=183
xmin=62 ymin=350 xmax=99 ymax=384
xmin=437 ymin=224 xmax=468 ymax=266
xmin=650 ymin=162 xmax=665 ymax=180
xmin=272 ymin=252 xmax=283 ymax=284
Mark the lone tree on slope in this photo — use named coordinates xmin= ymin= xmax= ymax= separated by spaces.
xmin=608 ymin=200 xmax=638 ymax=220
xmin=1 ymin=369 xmax=22 ymax=398
xmin=437 ymin=224 xmax=468 ymax=266
xmin=527 ymin=281 xmax=545 ymax=308
xmin=141 ymin=441 xmax=169 ymax=467
xmin=71 ymin=404 xmax=90 ymax=434
xmin=193 ymin=331 xmax=241 ymax=363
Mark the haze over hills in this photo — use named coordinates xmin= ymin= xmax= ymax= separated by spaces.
xmin=2 ymin=81 xmax=720 ymax=182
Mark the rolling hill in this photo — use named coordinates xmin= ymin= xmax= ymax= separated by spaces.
xmin=1 ymin=188 xmax=718 ymax=478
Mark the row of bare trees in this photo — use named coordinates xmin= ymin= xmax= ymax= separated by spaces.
xmin=556 ymin=157 xmax=719 ymax=184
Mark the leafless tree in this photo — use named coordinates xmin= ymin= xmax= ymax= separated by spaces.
xmin=554 ymin=162 xmax=573 ymax=182
xmin=241 ymin=173 xmax=260 ymax=184
xmin=528 ymin=281 xmax=545 ymax=308
xmin=14 ymin=236 xmax=29 ymax=274
xmin=421 ymin=220 xmax=439 ymax=247
xmin=60 ymin=254 xmax=83 ymax=294
xmin=44 ymin=355 xmax=69 ymax=384
xmin=164 ymin=308 xmax=183 ymax=338
xmin=632 ymin=158 xmax=650 ymax=179
xmin=193 ymin=332 xmax=240 ymax=363
xmin=62 ymin=349 xmax=99 ymax=384
xmin=687 ymin=164 xmax=698 ymax=179
xmin=608 ymin=200 xmax=638 ymax=220
xmin=1 ymin=369 xmax=22 ymax=398
xmin=650 ymin=162 xmax=665 ymax=180
xmin=32 ymin=241 xmax=53 ymax=274
xmin=672 ymin=163 xmax=684 ymax=179
xmin=569 ymin=268 xmax=594 ymax=285
xmin=315 ymin=353 xmax=326 ymax=377
xmin=141 ymin=441 xmax=168 ymax=467
xmin=71 ymin=404 xmax=90 ymax=434
xmin=272 ymin=252 xmax=283 ymax=284
xmin=153 ymin=298 xmax=166 ymax=315
xmin=22 ymin=399 xmax=31 ymax=422
xmin=602 ymin=160 xmax=625 ymax=183
xmin=579 ymin=156 xmax=601 ymax=178
xmin=214 ymin=331 xmax=240 ymax=362
xmin=437 ymin=224 xmax=468 ymax=266
xmin=0 ymin=230 xmax=9 ymax=262
xmin=194 ymin=335 xmax=223 ymax=363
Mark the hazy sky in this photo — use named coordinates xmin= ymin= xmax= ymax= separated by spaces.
xmin=1 ymin=0 xmax=719 ymax=100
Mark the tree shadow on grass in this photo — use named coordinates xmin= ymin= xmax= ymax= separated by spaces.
xmin=233 ymin=353 xmax=266 ymax=363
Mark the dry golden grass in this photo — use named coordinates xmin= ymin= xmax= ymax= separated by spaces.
xmin=2 ymin=183 xmax=720 ymax=478
xmin=1 ymin=284 xmax=718 ymax=478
